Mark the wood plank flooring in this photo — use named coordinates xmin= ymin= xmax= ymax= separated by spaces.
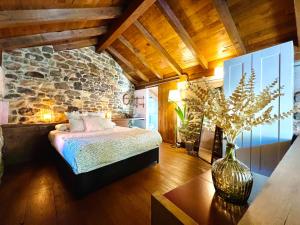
xmin=0 ymin=143 xmax=210 ymax=225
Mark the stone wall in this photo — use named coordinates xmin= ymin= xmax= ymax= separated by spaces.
xmin=2 ymin=46 xmax=134 ymax=124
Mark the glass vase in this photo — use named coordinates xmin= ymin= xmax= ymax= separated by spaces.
xmin=211 ymin=143 xmax=253 ymax=204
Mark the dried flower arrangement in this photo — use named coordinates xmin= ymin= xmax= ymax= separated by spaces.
xmin=197 ymin=69 xmax=293 ymax=204
xmin=205 ymin=70 xmax=293 ymax=147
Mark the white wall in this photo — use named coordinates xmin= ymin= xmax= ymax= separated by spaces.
xmin=133 ymin=89 xmax=148 ymax=128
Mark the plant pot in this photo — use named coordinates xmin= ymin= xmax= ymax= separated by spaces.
xmin=185 ymin=141 xmax=194 ymax=153
xmin=211 ymin=143 xmax=253 ymax=204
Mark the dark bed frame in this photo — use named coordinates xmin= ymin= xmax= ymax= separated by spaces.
xmin=55 ymin=147 xmax=159 ymax=196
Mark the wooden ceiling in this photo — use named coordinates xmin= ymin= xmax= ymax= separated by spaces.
xmin=0 ymin=0 xmax=297 ymax=88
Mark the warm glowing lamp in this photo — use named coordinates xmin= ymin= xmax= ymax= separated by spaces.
xmin=40 ymin=109 xmax=54 ymax=123
xmin=168 ymin=90 xmax=181 ymax=102
xmin=177 ymin=81 xmax=187 ymax=90
xmin=214 ymin=66 xmax=224 ymax=79
xmin=43 ymin=113 xmax=52 ymax=122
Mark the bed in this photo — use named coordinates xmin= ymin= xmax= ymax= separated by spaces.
xmin=49 ymin=126 xmax=162 ymax=195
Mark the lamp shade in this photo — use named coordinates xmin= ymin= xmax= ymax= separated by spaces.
xmin=168 ymin=90 xmax=181 ymax=102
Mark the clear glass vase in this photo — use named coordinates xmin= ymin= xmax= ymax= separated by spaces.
xmin=211 ymin=143 xmax=253 ymax=204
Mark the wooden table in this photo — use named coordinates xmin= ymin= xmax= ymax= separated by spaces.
xmin=238 ymin=136 xmax=300 ymax=225
xmin=151 ymin=170 xmax=267 ymax=225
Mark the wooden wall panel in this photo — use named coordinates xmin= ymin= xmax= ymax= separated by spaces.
xmin=158 ymin=81 xmax=177 ymax=144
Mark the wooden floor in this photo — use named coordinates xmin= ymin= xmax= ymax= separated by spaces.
xmin=0 ymin=143 xmax=210 ymax=225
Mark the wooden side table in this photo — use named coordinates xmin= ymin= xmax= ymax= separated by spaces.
xmin=151 ymin=171 xmax=267 ymax=225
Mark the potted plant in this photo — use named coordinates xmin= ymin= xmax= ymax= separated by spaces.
xmin=204 ymin=70 xmax=292 ymax=204
xmin=173 ymin=103 xmax=189 ymax=147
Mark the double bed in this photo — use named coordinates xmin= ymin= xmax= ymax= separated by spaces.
xmin=49 ymin=126 xmax=162 ymax=195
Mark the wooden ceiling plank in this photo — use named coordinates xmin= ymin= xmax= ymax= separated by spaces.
xmin=295 ymin=0 xmax=300 ymax=46
xmin=53 ymin=38 xmax=98 ymax=51
xmin=212 ymin=0 xmax=246 ymax=55
xmin=123 ymin=72 xmax=139 ymax=85
xmin=107 ymin=46 xmax=149 ymax=82
xmin=134 ymin=20 xmax=183 ymax=76
xmin=156 ymin=0 xmax=208 ymax=69
xmin=118 ymin=35 xmax=163 ymax=79
xmin=97 ymin=0 xmax=157 ymax=51
xmin=0 ymin=26 xmax=107 ymax=50
xmin=0 ymin=7 xmax=121 ymax=29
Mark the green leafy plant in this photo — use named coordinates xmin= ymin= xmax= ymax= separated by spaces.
xmin=174 ymin=103 xmax=189 ymax=128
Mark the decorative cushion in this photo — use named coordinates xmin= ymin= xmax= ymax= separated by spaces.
xmin=83 ymin=116 xmax=115 ymax=132
xmin=55 ymin=123 xmax=70 ymax=132
xmin=65 ymin=111 xmax=81 ymax=120
xmin=87 ymin=111 xmax=106 ymax=118
xmin=69 ymin=118 xmax=85 ymax=132
xmin=101 ymin=119 xmax=116 ymax=129
xmin=82 ymin=116 xmax=103 ymax=132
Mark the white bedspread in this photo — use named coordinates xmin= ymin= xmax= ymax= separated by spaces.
xmin=49 ymin=127 xmax=162 ymax=174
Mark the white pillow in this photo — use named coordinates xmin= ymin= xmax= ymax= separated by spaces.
xmin=87 ymin=112 xmax=106 ymax=118
xmin=83 ymin=116 xmax=115 ymax=132
xmin=55 ymin=123 xmax=70 ymax=131
xmin=69 ymin=118 xmax=85 ymax=132
xmin=65 ymin=111 xmax=81 ymax=119
xmin=102 ymin=120 xmax=116 ymax=129
xmin=82 ymin=116 xmax=104 ymax=132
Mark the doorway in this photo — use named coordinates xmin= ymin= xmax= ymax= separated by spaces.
xmin=146 ymin=87 xmax=158 ymax=131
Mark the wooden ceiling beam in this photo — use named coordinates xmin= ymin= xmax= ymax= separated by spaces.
xmin=0 ymin=7 xmax=121 ymax=29
xmin=123 ymin=72 xmax=139 ymax=85
xmin=96 ymin=0 xmax=157 ymax=51
xmin=118 ymin=35 xmax=163 ymax=79
xmin=0 ymin=27 xmax=107 ymax=50
xmin=107 ymin=46 xmax=149 ymax=82
xmin=53 ymin=38 xmax=98 ymax=51
xmin=136 ymin=76 xmax=180 ymax=89
xmin=212 ymin=0 xmax=246 ymax=55
xmin=134 ymin=20 xmax=183 ymax=76
xmin=156 ymin=0 xmax=208 ymax=69
xmin=295 ymin=0 xmax=300 ymax=46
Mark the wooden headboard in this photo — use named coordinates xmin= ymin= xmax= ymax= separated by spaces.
xmin=1 ymin=123 xmax=59 ymax=166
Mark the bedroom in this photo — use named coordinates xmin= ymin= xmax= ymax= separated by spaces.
xmin=0 ymin=0 xmax=299 ymax=224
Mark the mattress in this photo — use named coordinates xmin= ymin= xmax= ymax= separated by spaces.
xmin=49 ymin=126 xmax=162 ymax=174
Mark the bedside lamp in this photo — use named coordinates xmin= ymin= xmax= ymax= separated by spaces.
xmin=168 ymin=90 xmax=181 ymax=103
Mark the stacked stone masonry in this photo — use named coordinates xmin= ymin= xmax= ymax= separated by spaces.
xmin=2 ymin=46 xmax=134 ymax=124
